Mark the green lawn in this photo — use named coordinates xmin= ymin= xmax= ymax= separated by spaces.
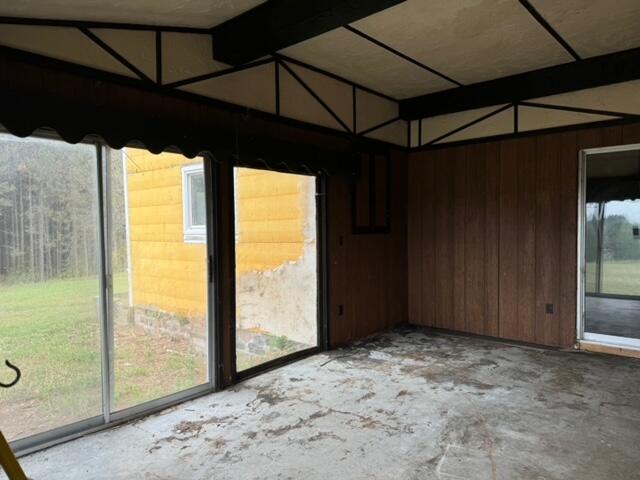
xmin=586 ymin=260 xmax=640 ymax=295
xmin=0 ymin=274 xmax=206 ymax=441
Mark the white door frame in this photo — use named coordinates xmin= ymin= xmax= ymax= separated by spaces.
xmin=577 ymin=143 xmax=640 ymax=351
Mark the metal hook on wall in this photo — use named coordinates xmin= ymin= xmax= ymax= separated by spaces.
xmin=0 ymin=360 xmax=21 ymax=388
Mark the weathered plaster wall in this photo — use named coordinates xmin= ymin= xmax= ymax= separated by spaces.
xmin=235 ymin=169 xmax=317 ymax=346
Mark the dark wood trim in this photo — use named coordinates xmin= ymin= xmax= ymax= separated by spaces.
xmin=161 ymin=57 xmax=274 ymax=89
xmin=357 ymin=116 xmax=401 ymax=136
xmin=0 ymin=44 xmax=407 ymax=154
xmin=517 ymin=0 xmax=581 ymax=61
xmin=352 ymin=85 xmax=357 ymax=134
xmin=400 ymin=47 xmax=640 ymax=119
xmin=426 ymin=104 xmax=512 ymax=146
xmin=0 ymin=15 xmax=211 ymax=33
xmin=279 ymin=60 xmax=352 ymax=133
xmin=343 ymin=25 xmax=461 ymax=87
xmin=351 ymin=152 xmax=392 ymax=235
xmin=413 ymin=117 xmax=640 ymax=152
xmin=519 ymin=101 xmax=640 ymax=120
xmin=275 ymin=53 xmax=398 ymax=103
xmin=275 ymin=58 xmax=281 ymax=116
xmin=79 ymin=27 xmax=154 ymax=83
xmin=209 ymin=0 xmax=407 ymax=65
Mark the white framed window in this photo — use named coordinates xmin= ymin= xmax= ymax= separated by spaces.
xmin=182 ymin=164 xmax=206 ymax=243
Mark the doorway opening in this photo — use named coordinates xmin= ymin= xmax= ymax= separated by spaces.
xmin=233 ymin=168 xmax=320 ymax=375
xmin=579 ymin=144 xmax=640 ymax=350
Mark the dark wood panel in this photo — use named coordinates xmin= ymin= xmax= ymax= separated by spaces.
xmin=484 ymin=142 xmax=500 ymax=337
xmin=434 ymin=149 xmax=454 ymax=330
xmin=464 ymin=145 xmax=486 ymax=335
xmin=405 ymin=124 xmax=640 ymax=348
xmin=407 ymin=156 xmax=423 ymax=324
xmin=328 ymin=152 xmax=408 ymax=347
xmin=559 ymin=131 xmax=578 ymax=347
xmin=534 ymin=133 xmax=562 ymax=346
xmin=516 ymin=137 xmax=537 ymax=343
xmin=622 ymin=123 xmax=640 ymax=144
xmin=327 ymin=175 xmax=351 ymax=347
xmin=498 ymin=139 xmax=519 ymax=340
xmin=421 ymin=156 xmax=436 ymax=327
xmin=452 ymin=147 xmax=467 ymax=333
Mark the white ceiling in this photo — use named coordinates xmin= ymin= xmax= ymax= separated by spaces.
xmin=2 ymin=0 xmax=640 ymax=100
xmin=283 ymin=0 xmax=640 ymax=99
xmin=530 ymin=0 xmax=640 ymax=58
xmin=281 ymin=28 xmax=454 ymax=99
xmin=0 ymin=0 xmax=264 ymax=28
xmin=350 ymin=0 xmax=572 ymax=86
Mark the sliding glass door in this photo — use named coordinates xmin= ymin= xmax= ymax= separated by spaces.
xmin=108 ymin=148 xmax=210 ymax=413
xmin=581 ymin=144 xmax=640 ymax=349
xmin=0 ymin=133 xmax=214 ymax=451
xmin=233 ymin=168 xmax=319 ymax=374
xmin=0 ymin=134 xmax=103 ymax=442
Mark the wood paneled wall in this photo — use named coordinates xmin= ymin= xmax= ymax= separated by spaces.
xmin=408 ymin=123 xmax=640 ymax=348
xmin=328 ymin=151 xmax=408 ymax=347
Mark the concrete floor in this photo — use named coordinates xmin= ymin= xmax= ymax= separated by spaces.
xmin=585 ymin=295 xmax=640 ymax=339
xmin=4 ymin=328 xmax=640 ymax=480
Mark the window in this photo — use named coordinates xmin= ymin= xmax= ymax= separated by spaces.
xmin=182 ymin=164 xmax=206 ymax=243
xmin=0 ymin=133 xmax=213 ymax=453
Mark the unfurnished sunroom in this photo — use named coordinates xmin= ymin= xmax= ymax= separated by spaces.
xmin=0 ymin=1 xmax=640 ymax=479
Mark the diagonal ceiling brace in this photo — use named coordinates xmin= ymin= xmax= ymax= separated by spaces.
xmin=518 ymin=0 xmax=581 ymax=61
xmin=210 ymin=0 xmax=407 ymax=65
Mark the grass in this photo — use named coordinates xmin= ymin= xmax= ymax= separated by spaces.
xmin=0 ymin=273 xmax=206 ymax=441
xmin=0 ymin=274 xmax=308 ymax=441
xmin=586 ymin=260 xmax=640 ymax=295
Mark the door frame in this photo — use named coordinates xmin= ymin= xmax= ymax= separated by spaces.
xmin=577 ymin=143 xmax=640 ymax=351
xmin=232 ymin=168 xmax=328 ymax=382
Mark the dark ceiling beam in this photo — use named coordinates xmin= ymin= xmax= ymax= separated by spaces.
xmin=400 ymin=47 xmax=640 ymax=120
xmin=210 ymin=0 xmax=407 ymax=65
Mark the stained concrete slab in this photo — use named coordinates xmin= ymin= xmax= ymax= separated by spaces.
xmin=4 ymin=328 xmax=640 ymax=480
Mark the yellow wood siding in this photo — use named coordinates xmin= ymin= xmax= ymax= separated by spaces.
xmin=127 ymin=152 xmax=310 ymax=318
xmin=235 ymin=168 xmax=309 ymax=274
xmin=126 ymin=149 xmax=207 ymax=318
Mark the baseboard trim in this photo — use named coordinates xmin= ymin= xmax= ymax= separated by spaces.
xmin=579 ymin=340 xmax=640 ymax=359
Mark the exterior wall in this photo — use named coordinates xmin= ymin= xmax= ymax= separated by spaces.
xmin=235 ymin=169 xmax=311 ymax=273
xmin=127 ymin=156 xmax=316 ymax=345
xmin=235 ymin=168 xmax=317 ymax=346
xmin=126 ymin=149 xmax=207 ymax=318
xmin=407 ymin=122 xmax=640 ymax=348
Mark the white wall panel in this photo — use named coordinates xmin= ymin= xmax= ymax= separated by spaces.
xmin=163 ymin=32 xmax=227 ymax=84
xmin=180 ymin=61 xmax=276 ymax=114
xmin=92 ymin=29 xmax=156 ymax=81
xmin=0 ymin=25 xmax=135 ymax=78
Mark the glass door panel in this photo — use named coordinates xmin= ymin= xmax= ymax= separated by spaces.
xmin=108 ymin=149 xmax=209 ymax=411
xmin=234 ymin=168 xmax=318 ymax=372
xmin=0 ymin=134 xmax=102 ymax=441
xmin=583 ymin=147 xmax=640 ymax=346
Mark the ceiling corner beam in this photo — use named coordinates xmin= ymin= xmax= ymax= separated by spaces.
xmin=399 ymin=47 xmax=640 ymax=120
xmin=210 ymin=0 xmax=407 ymax=65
